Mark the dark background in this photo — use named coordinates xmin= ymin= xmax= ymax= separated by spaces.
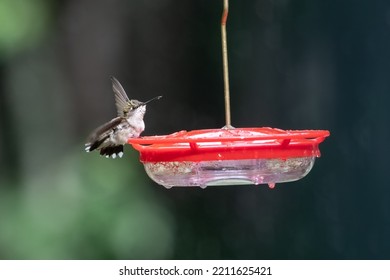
xmin=0 ymin=0 xmax=389 ymax=259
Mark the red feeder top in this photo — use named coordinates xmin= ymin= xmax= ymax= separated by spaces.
xmin=128 ymin=127 xmax=330 ymax=163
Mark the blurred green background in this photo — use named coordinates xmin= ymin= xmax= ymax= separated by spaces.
xmin=0 ymin=0 xmax=389 ymax=259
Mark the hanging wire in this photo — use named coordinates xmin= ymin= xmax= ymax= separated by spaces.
xmin=221 ymin=0 xmax=233 ymax=129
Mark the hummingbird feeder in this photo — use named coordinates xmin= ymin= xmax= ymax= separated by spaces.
xmin=128 ymin=0 xmax=329 ymax=188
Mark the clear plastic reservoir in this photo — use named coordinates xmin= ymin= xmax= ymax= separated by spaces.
xmin=144 ymin=157 xmax=315 ymax=188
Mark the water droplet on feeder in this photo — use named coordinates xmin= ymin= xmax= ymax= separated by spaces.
xmin=252 ymin=176 xmax=264 ymax=185
xmin=199 ymin=184 xmax=208 ymax=189
xmin=268 ymin=182 xmax=276 ymax=189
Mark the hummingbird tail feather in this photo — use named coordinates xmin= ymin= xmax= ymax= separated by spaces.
xmin=100 ymin=145 xmax=124 ymax=158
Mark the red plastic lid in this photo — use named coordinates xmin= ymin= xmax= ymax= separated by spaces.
xmin=128 ymin=127 xmax=330 ymax=163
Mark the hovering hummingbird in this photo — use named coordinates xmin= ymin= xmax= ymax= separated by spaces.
xmin=85 ymin=76 xmax=162 ymax=158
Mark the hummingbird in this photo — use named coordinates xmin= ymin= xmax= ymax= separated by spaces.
xmin=85 ymin=76 xmax=162 ymax=158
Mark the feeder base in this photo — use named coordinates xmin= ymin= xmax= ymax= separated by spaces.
xmin=129 ymin=127 xmax=329 ymax=188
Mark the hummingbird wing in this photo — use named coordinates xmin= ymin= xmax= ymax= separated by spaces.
xmin=110 ymin=76 xmax=130 ymax=118
xmin=85 ymin=117 xmax=123 ymax=152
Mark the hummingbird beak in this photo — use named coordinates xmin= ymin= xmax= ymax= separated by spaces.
xmin=142 ymin=96 xmax=163 ymax=105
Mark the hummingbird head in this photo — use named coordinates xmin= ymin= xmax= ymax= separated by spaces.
xmin=124 ymin=99 xmax=146 ymax=119
xmin=129 ymin=99 xmax=145 ymax=110
xmin=129 ymin=96 xmax=162 ymax=110
xmin=124 ymin=96 xmax=162 ymax=118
